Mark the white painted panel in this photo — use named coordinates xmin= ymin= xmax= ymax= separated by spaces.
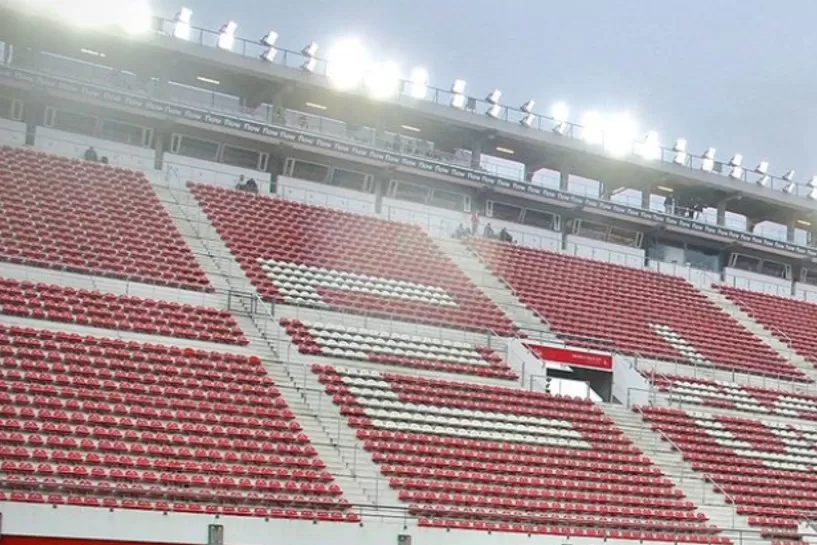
xmin=648 ymin=260 xmax=721 ymax=289
xmin=565 ymin=235 xmax=645 ymax=269
xmin=723 ymin=267 xmax=791 ymax=296
xmin=164 ymin=153 xmax=270 ymax=192
xmin=795 ymin=282 xmax=817 ymax=303
xmin=33 ymin=127 xmax=155 ymax=171
xmin=381 ymin=197 xmax=465 ymax=238
xmin=0 ymin=117 xmax=25 ymax=146
xmin=276 ymin=175 xmax=375 ymax=215
xmin=612 ymin=353 xmax=651 ymax=407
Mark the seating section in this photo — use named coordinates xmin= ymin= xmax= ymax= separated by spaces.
xmin=0 ymin=277 xmax=247 ymax=345
xmin=641 ymin=406 xmax=817 ymax=543
xmin=280 ymin=318 xmax=516 ymax=380
xmin=718 ymin=286 xmax=817 ymax=366
xmin=0 ymin=147 xmax=211 ymax=291
xmin=647 ymin=372 xmax=817 ymax=421
xmin=0 ymin=323 xmax=358 ymax=522
xmin=469 ymin=238 xmax=806 ymax=382
xmin=314 ymin=364 xmax=726 ymax=542
xmin=190 ymin=184 xmax=516 ymax=335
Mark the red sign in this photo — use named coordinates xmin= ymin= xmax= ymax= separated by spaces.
xmin=524 ymin=343 xmax=613 ymax=371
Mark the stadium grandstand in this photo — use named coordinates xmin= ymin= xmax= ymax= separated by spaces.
xmin=4 ymin=3 xmax=817 ymax=545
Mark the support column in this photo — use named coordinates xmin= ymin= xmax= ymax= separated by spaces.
xmin=746 ymin=219 xmax=756 ymax=233
xmin=559 ymin=164 xmax=570 ymax=191
xmin=471 ymin=141 xmax=482 ymax=170
xmin=787 ymin=222 xmax=797 ymax=243
xmin=599 ymin=182 xmax=612 ymax=200
xmin=716 ymin=202 xmax=726 ymax=226
xmin=2 ymin=42 xmax=11 ymax=65
xmin=153 ymin=130 xmax=168 ymax=170
xmin=641 ymin=189 xmax=651 ymax=210
xmin=374 ymin=175 xmax=386 ymax=215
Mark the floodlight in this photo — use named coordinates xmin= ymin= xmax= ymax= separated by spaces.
xmin=122 ymin=1 xmax=152 ymax=35
xmin=755 ymin=160 xmax=769 ymax=186
xmin=637 ymin=131 xmax=661 ymax=161
xmin=327 ymin=39 xmax=370 ymax=91
xmin=700 ymin=147 xmax=716 ymax=173
xmin=408 ymin=67 xmax=428 ymax=99
xmin=521 ymin=100 xmax=535 ymax=114
xmin=259 ymin=31 xmax=279 ymax=62
xmin=551 ymin=102 xmax=569 ymax=135
xmin=728 ymin=154 xmax=744 ymax=179
xmin=486 ymin=104 xmax=502 ymax=119
xmin=302 ymin=42 xmax=319 ymax=58
xmin=302 ymin=57 xmax=317 ymax=72
xmin=173 ymin=7 xmax=192 ymax=40
xmin=673 ymin=138 xmax=688 ymax=165
xmin=365 ymin=62 xmax=401 ymax=100
xmin=810 ymin=188 xmax=817 ymax=200
xmin=782 ymin=169 xmax=796 ymax=194
xmin=217 ymin=21 xmax=238 ymax=50
xmin=486 ymin=89 xmax=502 ymax=105
xmin=604 ymin=112 xmax=637 ymax=158
xmin=581 ymin=111 xmax=603 ymax=145
xmin=809 ymin=176 xmax=817 ymax=189
xmin=520 ymin=113 xmax=535 ymax=128
xmin=450 ymin=79 xmax=467 ymax=109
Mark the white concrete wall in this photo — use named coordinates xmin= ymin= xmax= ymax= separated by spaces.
xmin=277 ymin=176 xmax=375 ymax=215
xmin=723 ymin=267 xmax=792 ymax=296
xmin=565 ymin=235 xmax=645 ymax=268
xmin=612 ymin=353 xmax=651 ymax=407
xmin=381 ymin=197 xmax=466 ymax=238
xmin=0 ymin=502 xmax=659 ymax=545
xmin=164 ymin=153 xmax=270 ymax=192
xmin=33 ymin=127 xmax=155 ymax=171
xmin=0 ymin=117 xmax=25 ymax=146
xmin=647 ymin=260 xmax=721 ymax=289
xmin=795 ymin=282 xmax=817 ymax=303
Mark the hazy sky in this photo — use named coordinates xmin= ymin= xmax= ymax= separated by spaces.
xmin=151 ymin=0 xmax=817 ymax=183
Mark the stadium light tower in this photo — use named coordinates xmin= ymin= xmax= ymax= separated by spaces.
xmin=604 ymin=112 xmax=637 ymax=158
xmin=728 ymin=154 xmax=744 ymax=179
xmin=520 ymin=100 xmax=535 ymax=127
xmin=217 ymin=21 xmax=238 ymax=50
xmin=301 ymin=42 xmax=319 ymax=72
xmin=551 ymin=102 xmax=569 ymax=135
xmin=637 ymin=131 xmax=661 ymax=161
xmin=673 ymin=138 xmax=688 ymax=165
xmin=450 ymin=80 xmax=467 ymax=109
xmin=782 ymin=169 xmax=796 ymax=194
xmin=327 ymin=39 xmax=370 ymax=91
xmin=754 ymin=160 xmax=770 ymax=186
xmin=700 ymin=147 xmax=716 ymax=173
xmin=173 ymin=7 xmax=192 ymax=40
xmin=260 ymin=31 xmax=278 ymax=62
xmin=365 ymin=62 xmax=401 ymax=100
xmin=408 ymin=67 xmax=428 ymax=99
xmin=581 ymin=111 xmax=603 ymax=145
xmin=486 ymin=90 xmax=502 ymax=118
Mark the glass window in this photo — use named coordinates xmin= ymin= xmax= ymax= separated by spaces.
xmin=53 ymin=109 xmax=97 ymax=136
xmin=392 ymin=181 xmax=429 ymax=204
xmin=290 ymin=160 xmax=329 ymax=183
xmin=100 ymin=119 xmax=144 ymax=146
xmin=178 ymin=136 xmax=219 ymax=161
xmin=523 ymin=208 xmax=556 ymax=231
xmin=430 ymin=189 xmax=466 ymax=211
xmin=490 ymin=201 xmax=523 ymax=222
xmin=331 ymin=169 xmax=367 ymax=191
xmin=222 ymin=145 xmax=261 ymax=169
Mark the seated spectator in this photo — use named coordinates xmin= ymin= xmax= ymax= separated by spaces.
xmin=483 ymin=223 xmax=495 ymax=239
xmin=235 ymin=174 xmax=246 ymax=191
xmin=100 ymin=156 xmax=109 ymax=165
xmin=453 ymin=223 xmax=468 ymax=239
xmin=83 ymin=146 xmax=98 ymax=162
xmin=245 ymin=178 xmax=258 ymax=193
xmin=499 ymin=227 xmax=513 ymax=243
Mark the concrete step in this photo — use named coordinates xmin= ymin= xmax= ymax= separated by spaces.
xmin=432 ymin=237 xmax=560 ymax=343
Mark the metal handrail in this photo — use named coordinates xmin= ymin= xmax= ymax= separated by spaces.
xmin=713 ymin=284 xmax=797 ymax=355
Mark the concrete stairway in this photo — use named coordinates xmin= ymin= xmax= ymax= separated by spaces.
xmin=604 ymin=404 xmax=769 ymax=545
xmin=432 ymin=237 xmax=560 ymax=343
xmin=702 ymin=288 xmax=817 ymax=382
xmin=154 ymin=179 xmax=394 ymax=510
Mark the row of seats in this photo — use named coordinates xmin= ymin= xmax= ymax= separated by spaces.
xmin=647 ymin=372 xmax=817 ymax=420
xmin=0 ymin=322 xmax=357 ymax=520
xmin=0 ymin=277 xmax=247 ymax=344
xmin=189 ymin=184 xmax=516 ymax=335
xmin=0 ymin=147 xmax=211 ymax=291
xmin=313 ymin=364 xmax=726 ymax=542
xmin=718 ymin=286 xmax=817 ymax=366
xmin=468 ymin=238 xmax=807 ymax=382
xmin=280 ymin=318 xmax=516 ymax=379
xmin=641 ymin=405 xmax=817 ymax=541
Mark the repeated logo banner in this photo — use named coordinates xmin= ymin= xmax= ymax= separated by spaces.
xmin=524 ymin=343 xmax=613 ymax=372
xmin=2 ymin=66 xmax=815 ymax=259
